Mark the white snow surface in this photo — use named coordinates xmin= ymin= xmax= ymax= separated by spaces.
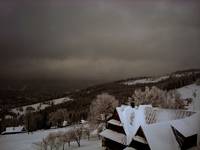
xmin=171 ymin=112 xmax=200 ymax=137
xmin=124 ymin=147 xmax=136 ymax=150
xmin=0 ymin=126 xmax=102 ymax=150
xmin=177 ymin=84 xmax=200 ymax=111
xmin=100 ymin=129 xmax=126 ymax=145
xmin=142 ymin=122 xmax=180 ymax=150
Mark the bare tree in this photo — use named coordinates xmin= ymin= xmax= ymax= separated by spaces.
xmin=90 ymin=93 xmax=119 ymax=124
xmin=62 ymin=131 xmax=71 ymax=149
xmin=45 ymin=132 xmax=57 ymax=150
xmin=41 ymin=138 xmax=48 ymax=150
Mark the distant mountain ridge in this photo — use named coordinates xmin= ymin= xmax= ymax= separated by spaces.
xmin=69 ymin=69 xmax=200 ymax=104
xmin=1 ymin=69 xmax=200 ymax=109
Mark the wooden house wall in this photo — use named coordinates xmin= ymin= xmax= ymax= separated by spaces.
xmin=183 ymin=134 xmax=197 ymax=150
xmin=112 ymin=109 xmax=120 ymax=121
xmin=129 ymin=140 xmax=150 ymax=150
xmin=135 ymin=126 xmax=147 ymax=140
xmin=107 ymin=123 xmax=125 ymax=134
xmin=102 ymin=137 xmax=126 ymax=150
xmin=172 ymin=126 xmax=197 ymax=150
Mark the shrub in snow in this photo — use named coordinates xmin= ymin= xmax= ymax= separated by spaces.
xmin=46 ymin=132 xmax=57 ymax=150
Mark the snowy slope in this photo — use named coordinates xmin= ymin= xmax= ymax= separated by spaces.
xmin=177 ymin=84 xmax=200 ymax=111
xmin=123 ymin=76 xmax=169 ymax=85
xmin=0 ymin=126 xmax=102 ymax=150
xmin=11 ymin=97 xmax=73 ymax=115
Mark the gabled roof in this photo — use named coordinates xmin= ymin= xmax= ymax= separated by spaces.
xmin=101 ymin=105 xmax=199 ymax=149
xmin=116 ymin=105 xmax=149 ymax=144
xmin=115 ymin=105 xmax=197 ymax=144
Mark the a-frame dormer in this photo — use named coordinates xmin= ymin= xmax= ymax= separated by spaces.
xmin=129 ymin=126 xmax=150 ymax=150
xmin=107 ymin=109 xmax=126 ymax=134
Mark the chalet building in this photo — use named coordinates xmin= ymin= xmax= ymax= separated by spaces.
xmin=100 ymin=105 xmax=200 ymax=150
xmin=1 ymin=126 xmax=26 ymax=135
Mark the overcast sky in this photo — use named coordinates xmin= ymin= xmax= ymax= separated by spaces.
xmin=0 ymin=0 xmax=200 ymax=82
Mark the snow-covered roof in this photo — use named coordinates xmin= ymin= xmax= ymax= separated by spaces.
xmin=116 ymin=105 xmax=150 ymax=144
xmin=145 ymin=107 xmax=195 ymax=124
xmin=133 ymin=135 xmax=148 ymax=144
xmin=113 ymin=105 xmax=198 ymax=146
xmin=2 ymin=126 xmax=25 ymax=134
xmin=108 ymin=119 xmax=122 ymax=126
xmin=123 ymin=147 xmax=136 ymax=150
xmin=100 ymin=129 xmax=127 ymax=145
xmin=81 ymin=120 xmax=88 ymax=124
xmin=171 ymin=112 xmax=200 ymax=137
xmin=63 ymin=121 xmax=68 ymax=126
xmin=142 ymin=122 xmax=180 ymax=150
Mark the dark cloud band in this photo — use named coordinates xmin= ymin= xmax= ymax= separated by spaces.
xmin=0 ymin=0 xmax=200 ymax=81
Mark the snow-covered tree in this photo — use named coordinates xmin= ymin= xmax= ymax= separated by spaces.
xmin=89 ymin=93 xmax=119 ymax=124
xmin=48 ymin=127 xmax=82 ymax=149
xmin=132 ymin=86 xmax=184 ymax=109
xmin=82 ymin=126 xmax=90 ymax=140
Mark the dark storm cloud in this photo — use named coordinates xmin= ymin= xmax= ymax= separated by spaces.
xmin=0 ymin=0 xmax=200 ymax=81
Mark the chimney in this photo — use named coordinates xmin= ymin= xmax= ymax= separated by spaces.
xmin=130 ymin=102 xmax=135 ymax=108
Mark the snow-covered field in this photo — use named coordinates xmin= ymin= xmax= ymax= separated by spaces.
xmin=177 ymin=83 xmax=200 ymax=111
xmin=11 ymin=97 xmax=73 ymax=115
xmin=0 ymin=126 xmax=102 ymax=150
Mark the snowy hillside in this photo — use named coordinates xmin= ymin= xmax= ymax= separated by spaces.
xmin=0 ymin=126 xmax=102 ymax=150
xmin=177 ymin=83 xmax=200 ymax=111
xmin=122 ymin=76 xmax=169 ymax=85
xmin=122 ymin=70 xmax=200 ymax=86
xmin=11 ymin=97 xmax=73 ymax=115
